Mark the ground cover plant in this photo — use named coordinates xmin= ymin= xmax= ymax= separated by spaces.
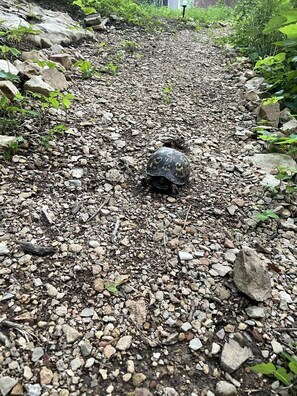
xmin=72 ymin=0 xmax=233 ymax=27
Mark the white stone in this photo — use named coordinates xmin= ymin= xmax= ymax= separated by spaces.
xmin=0 ymin=243 xmax=9 ymax=255
xmin=24 ymin=75 xmax=54 ymax=96
xmin=0 ymin=377 xmax=18 ymax=396
xmin=245 ymin=306 xmax=265 ymax=318
xmin=271 ymin=339 xmax=283 ymax=354
xmin=0 ymin=60 xmax=19 ymax=75
xmin=216 ymin=380 xmax=237 ymax=396
xmin=211 ymin=342 xmax=221 ymax=355
xmin=178 ymin=251 xmax=193 ymax=261
xmin=116 ymin=335 xmax=132 ymax=351
xmin=221 ymin=339 xmax=253 ymax=373
xmin=189 ymin=338 xmax=202 ymax=351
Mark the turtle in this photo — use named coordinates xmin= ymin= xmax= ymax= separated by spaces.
xmin=145 ymin=147 xmax=190 ymax=194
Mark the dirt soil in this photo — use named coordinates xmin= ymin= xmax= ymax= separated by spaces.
xmin=1 ymin=6 xmax=297 ymax=396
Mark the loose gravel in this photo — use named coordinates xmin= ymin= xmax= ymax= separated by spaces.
xmin=0 ymin=21 xmax=296 ymax=396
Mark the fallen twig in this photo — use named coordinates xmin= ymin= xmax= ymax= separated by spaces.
xmin=1 ymin=320 xmax=37 ymax=340
xmin=111 ymin=217 xmax=120 ymax=243
xmin=275 ymin=327 xmax=297 ymax=332
xmin=86 ymin=197 xmax=109 ymax=222
xmin=178 ymin=205 xmax=192 ymax=240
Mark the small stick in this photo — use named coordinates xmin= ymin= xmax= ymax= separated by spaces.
xmin=178 ymin=205 xmax=192 ymax=239
xmin=41 ymin=206 xmax=53 ymax=224
xmin=163 ymin=226 xmax=169 ymax=268
xmin=275 ymin=327 xmax=297 ymax=332
xmin=86 ymin=197 xmax=109 ymax=222
xmin=111 ymin=217 xmax=120 ymax=243
xmin=1 ymin=320 xmax=37 ymax=341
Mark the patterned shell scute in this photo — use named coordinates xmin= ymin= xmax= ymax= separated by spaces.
xmin=146 ymin=147 xmax=190 ymax=185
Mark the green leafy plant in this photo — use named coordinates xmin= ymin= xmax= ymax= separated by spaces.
xmin=32 ymin=60 xmax=58 ymax=69
xmin=252 ymin=8 xmax=297 ymax=112
xmin=41 ymin=124 xmax=67 ymax=148
xmin=0 ymin=93 xmax=38 ymax=134
xmin=1 ymin=24 xmax=40 ymax=45
xmin=162 ymin=83 xmax=173 ymax=105
xmin=231 ymin=0 xmax=292 ymax=59
xmin=0 ymin=70 xmax=20 ymax=83
xmin=72 ymin=0 xmax=97 ymax=15
xmin=262 ymin=95 xmax=284 ymax=105
xmin=0 ymin=44 xmax=21 ymax=82
xmin=104 ymin=275 xmax=129 ymax=295
xmin=276 ymin=165 xmax=297 ymax=180
xmin=3 ymin=136 xmax=24 ymax=160
xmin=107 ymin=61 xmax=118 ymax=75
xmin=257 ymin=129 xmax=297 ymax=158
xmin=0 ymin=44 xmax=21 ymax=59
xmin=73 ymin=59 xmax=98 ymax=79
xmin=250 ymin=351 xmax=297 ymax=388
xmin=34 ymin=91 xmax=75 ymax=112
xmin=121 ymin=40 xmax=138 ymax=54
xmin=256 ymin=209 xmax=279 ymax=222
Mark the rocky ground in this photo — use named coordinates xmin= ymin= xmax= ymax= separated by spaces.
xmin=0 ymin=3 xmax=297 ymax=396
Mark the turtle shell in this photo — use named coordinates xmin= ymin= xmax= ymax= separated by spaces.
xmin=146 ymin=147 xmax=190 ymax=186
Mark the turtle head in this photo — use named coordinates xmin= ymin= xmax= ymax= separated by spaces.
xmin=151 ymin=176 xmax=172 ymax=192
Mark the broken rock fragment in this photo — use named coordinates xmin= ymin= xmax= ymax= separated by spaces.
xmin=233 ymin=247 xmax=271 ymax=302
xmin=220 ymin=339 xmax=253 ymax=373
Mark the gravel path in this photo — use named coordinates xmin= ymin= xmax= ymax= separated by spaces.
xmin=0 ymin=23 xmax=296 ymax=396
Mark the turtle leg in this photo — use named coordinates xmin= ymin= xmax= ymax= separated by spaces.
xmin=141 ymin=176 xmax=150 ymax=188
xmin=170 ymin=184 xmax=179 ymax=195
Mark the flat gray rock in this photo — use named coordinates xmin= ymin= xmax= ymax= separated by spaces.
xmin=0 ymin=377 xmax=18 ymax=396
xmin=247 ymin=153 xmax=297 ymax=186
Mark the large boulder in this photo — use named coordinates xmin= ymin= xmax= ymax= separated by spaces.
xmin=41 ymin=68 xmax=68 ymax=91
xmin=24 ymin=75 xmax=54 ymax=96
xmin=256 ymin=102 xmax=280 ymax=127
xmin=247 ymin=153 xmax=297 ymax=187
xmin=0 ymin=0 xmax=94 ymax=49
xmin=0 ymin=80 xmax=19 ymax=99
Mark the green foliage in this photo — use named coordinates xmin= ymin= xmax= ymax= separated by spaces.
xmin=107 ymin=61 xmax=118 ymax=75
xmin=256 ymin=209 xmax=279 ymax=222
xmin=41 ymin=124 xmax=67 ymax=148
xmin=185 ymin=4 xmax=233 ymax=24
xmin=250 ymin=352 xmax=297 ymax=387
xmin=0 ymin=70 xmax=20 ymax=83
xmin=0 ymin=44 xmax=21 ymax=59
xmin=276 ymin=165 xmax=297 ymax=180
xmin=257 ymin=128 xmax=297 ymax=158
xmin=104 ymin=275 xmax=129 ymax=295
xmin=1 ymin=90 xmax=75 ymax=156
xmin=3 ymin=136 xmax=24 ymax=160
xmin=162 ymin=82 xmax=173 ymax=104
xmin=72 ymin=0 xmax=233 ymax=27
xmin=73 ymin=59 xmax=98 ymax=79
xmin=0 ymin=24 xmax=40 ymax=45
xmin=121 ymin=40 xmax=138 ymax=53
xmin=253 ymin=9 xmax=297 ymax=112
xmin=231 ymin=0 xmax=293 ymax=59
xmin=72 ymin=0 xmax=97 ymax=15
xmin=33 ymin=60 xmax=57 ymax=69
xmin=33 ymin=91 xmax=75 ymax=112
xmin=0 ymin=93 xmax=38 ymax=135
